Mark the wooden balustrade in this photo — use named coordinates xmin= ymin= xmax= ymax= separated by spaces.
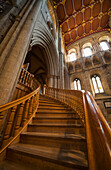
xmin=12 ymin=68 xmax=40 ymax=101
xmin=18 ymin=68 xmax=34 ymax=89
xmin=0 ymin=84 xmax=40 ymax=150
xmin=43 ymin=85 xmax=111 ymax=170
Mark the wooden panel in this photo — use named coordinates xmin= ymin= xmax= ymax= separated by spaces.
xmin=100 ymin=14 xmax=109 ymax=28
xmin=93 ymin=2 xmax=101 ymax=17
xmin=64 ymin=34 xmax=70 ymax=43
xmin=85 ymin=22 xmax=91 ymax=34
xmin=84 ymin=7 xmax=91 ymax=22
xmin=102 ymin=0 xmax=111 ymax=13
xmin=92 ymin=18 xmax=99 ymax=31
xmin=78 ymin=26 xmax=83 ymax=37
xmin=68 ymin=16 xmax=75 ymax=29
xmin=71 ymin=30 xmax=76 ymax=40
xmin=84 ymin=0 xmax=91 ymax=6
xmin=57 ymin=4 xmax=65 ymax=21
xmin=62 ymin=22 xmax=68 ymax=33
xmin=65 ymin=0 xmax=73 ymax=16
xmin=74 ymin=0 xmax=82 ymax=11
xmin=76 ymin=12 xmax=83 ymax=26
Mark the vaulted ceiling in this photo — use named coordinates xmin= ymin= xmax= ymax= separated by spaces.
xmin=53 ymin=0 xmax=111 ymax=49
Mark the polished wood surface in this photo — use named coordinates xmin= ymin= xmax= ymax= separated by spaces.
xmin=43 ymin=85 xmax=111 ymax=170
xmin=0 ymin=74 xmax=40 ymax=150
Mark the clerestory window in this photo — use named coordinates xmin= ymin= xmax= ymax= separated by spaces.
xmin=74 ymin=78 xmax=81 ymax=90
xmin=83 ymin=47 xmax=92 ymax=57
xmin=100 ymin=41 xmax=109 ymax=51
xmin=69 ymin=52 xmax=76 ymax=62
xmin=91 ymin=75 xmax=104 ymax=94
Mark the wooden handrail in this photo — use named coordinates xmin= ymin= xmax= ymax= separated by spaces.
xmin=83 ymin=91 xmax=111 ymax=170
xmin=0 ymin=88 xmax=39 ymax=112
xmin=0 ymin=76 xmax=40 ymax=150
xmin=43 ymin=85 xmax=111 ymax=170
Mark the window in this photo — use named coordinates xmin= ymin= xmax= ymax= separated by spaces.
xmin=70 ymin=52 xmax=76 ymax=62
xmin=100 ymin=41 xmax=109 ymax=51
xmin=74 ymin=79 xmax=81 ymax=90
xmin=83 ymin=47 xmax=92 ymax=57
xmin=91 ymin=75 xmax=104 ymax=94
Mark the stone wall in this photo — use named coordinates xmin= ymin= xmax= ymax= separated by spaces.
xmin=68 ymin=31 xmax=111 ymax=126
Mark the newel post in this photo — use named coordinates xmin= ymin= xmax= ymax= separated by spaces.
xmin=43 ymin=84 xmax=46 ymax=95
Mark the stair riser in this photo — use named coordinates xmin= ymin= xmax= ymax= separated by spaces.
xmin=28 ymin=126 xmax=85 ymax=134
xmin=35 ymin=113 xmax=77 ymax=117
xmin=39 ymin=104 xmax=67 ymax=108
xmin=6 ymin=149 xmax=87 ymax=170
xmin=39 ymin=104 xmax=65 ymax=107
xmin=38 ymin=107 xmax=69 ymax=110
xmin=37 ymin=110 xmax=73 ymax=113
xmin=20 ymin=135 xmax=87 ymax=152
xmin=39 ymin=99 xmax=57 ymax=104
xmin=32 ymin=118 xmax=81 ymax=124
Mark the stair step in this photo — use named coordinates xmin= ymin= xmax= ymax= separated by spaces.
xmin=35 ymin=114 xmax=79 ymax=118
xmin=32 ymin=117 xmax=82 ymax=124
xmin=28 ymin=123 xmax=85 ymax=134
xmin=37 ymin=109 xmax=74 ymax=113
xmin=39 ymin=104 xmax=67 ymax=107
xmin=20 ymin=132 xmax=86 ymax=152
xmin=38 ymin=106 xmax=70 ymax=110
xmin=35 ymin=112 xmax=77 ymax=117
xmin=7 ymin=144 xmax=88 ymax=170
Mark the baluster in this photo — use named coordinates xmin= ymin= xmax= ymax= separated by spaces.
xmin=22 ymin=100 xmax=30 ymax=126
xmin=25 ymin=72 xmax=28 ymax=86
xmin=13 ymin=102 xmax=25 ymax=136
xmin=32 ymin=95 xmax=37 ymax=114
xmin=0 ymin=111 xmax=6 ymax=129
xmin=21 ymin=69 xmax=25 ymax=84
xmin=19 ymin=69 xmax=23 ymax=83
xmin=34 ymin=93 xmax=39 ymax=111
xmin=30 ymin=75 xmax=34 ymax=89
xmin=26 ymin=72 xmax=30 ymax=87
xmin=22 ymin=70 xmax=27 ymax=85
xmin=2 ymin=106 xmax=17 ymax=147
xmin=28 ymin=97 xmax=34 ymax=118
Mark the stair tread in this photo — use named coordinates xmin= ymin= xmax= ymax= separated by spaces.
xmin=21 ymin=132 xmax=86 ymax=140
xmin=29 ymin=123 xmax=84 ymax=127
xmin=33 ymin=117 xmax=80 ymax=119
xmin=37 ymin=111 xmax=76 ymax=114
xmin=8 ymin=144 xmax=88 ymax=168
xmin=38 ymin=107 xmax=70 ymax=110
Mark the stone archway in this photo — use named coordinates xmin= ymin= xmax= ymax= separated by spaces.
xmin=29 ymin=21 xmax=59 ymax=88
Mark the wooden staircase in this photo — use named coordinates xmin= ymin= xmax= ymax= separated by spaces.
xmin=0 ymin=95 xmax=88 ymax=170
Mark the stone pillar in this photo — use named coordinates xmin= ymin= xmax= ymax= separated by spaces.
xmin=47 ymin=75 xmax=54 ymax=87
xmin=53 ymin=76 xmax=58 ymax=88
xmin=0 ymin=0 xmax=42 ymax=105
xmin=59 ymin=52 xmax=64 ymax=89
xmin=78 ymin=43 xmax=82 ymax=58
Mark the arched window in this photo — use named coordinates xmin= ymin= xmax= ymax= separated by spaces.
xmin=100 ymin=41 xmax=109 ymax=51
xmin=74 ymin=78 xmax=81 ymax=90
xmin=83 ymin=47 xmax=92 ymax=57
xmin=91 ymin=75 xmax=104 ymax=94
xmin=70 ymin=52 xmax=76 ymax=62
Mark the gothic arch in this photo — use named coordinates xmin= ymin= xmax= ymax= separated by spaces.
xmin=30 ymin=21 xmax=59 ymax=78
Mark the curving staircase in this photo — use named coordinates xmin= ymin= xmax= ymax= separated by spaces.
xmin=0 ymin=95 xmax=88 ymax=170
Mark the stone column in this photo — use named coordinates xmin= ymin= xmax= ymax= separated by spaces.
xmin=59 ymin=52 xmax=64 ymax=89
xmin=78 ymin=43 xmax=82 ymax=58
xmin=0 ymin=0 xmax=42 ymax=105
xmin=47 ymin=75 xmax=54 ymax=87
